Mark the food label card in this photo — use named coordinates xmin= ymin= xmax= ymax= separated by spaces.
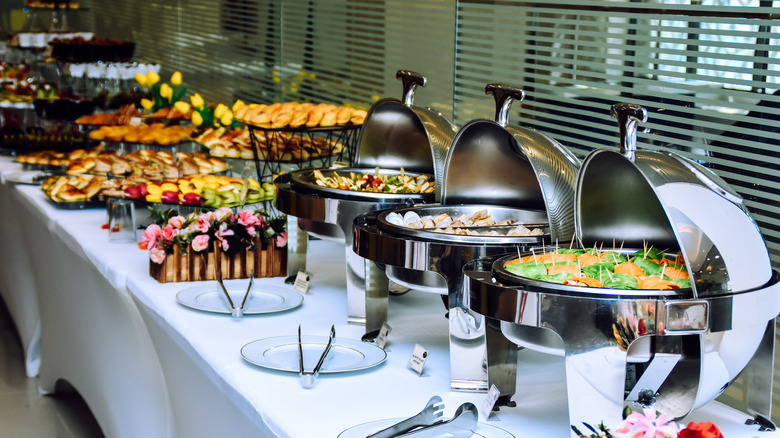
xmin=480 ymin=384 xmax=501 ymax=421
xmin=375 ymin=322 xmax=392 ymax=350
xmin=408 ymin=344 xmax=429 ymax=375
xmin=293 ymin=270 xmax=312 ymax=294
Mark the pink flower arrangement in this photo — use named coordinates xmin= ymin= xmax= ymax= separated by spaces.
xmin=140 ymin=208 xmax=287 ymax=264
xmin=572 ymin=410 xmax=725 ymax=438
xmin=614 ymin=408 xmax=678 ymax=438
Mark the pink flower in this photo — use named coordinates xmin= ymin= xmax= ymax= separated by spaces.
xmin=275 ymin=231 xmax=288 ymax=247
xmin=162 ymin=224 xmax=178 ymax=241
xmin=168 ymin=215 xmax=185 ymax=229
xmin=614 ymin=408 xmax=678 ymax=438
xmin=237 ymin=210 xmax=261 ymax=227
xmin=149 ymin=246 xmax=166 ymax=264
xmin=214 ymin=222 xmax=234 ymax=251
xmin=140 ymin=224 xmax=162 ymax=250
xmin=196 ymin=216 xmax=211 ymax=233
xmin=191 ymin=234 xmax=210 ymax=252
xmin=245 ymin=226 xmax=257 ymax=237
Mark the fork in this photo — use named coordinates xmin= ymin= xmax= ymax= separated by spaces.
xmin=366 ymin=395 xmax=444 ymax=438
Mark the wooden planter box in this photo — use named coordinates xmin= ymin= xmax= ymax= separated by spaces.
xmin=150 ymin=239 xmax=287 ymax=283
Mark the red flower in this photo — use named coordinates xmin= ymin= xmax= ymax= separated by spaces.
xmin=678 ymin=422 xmax=723 ymax=438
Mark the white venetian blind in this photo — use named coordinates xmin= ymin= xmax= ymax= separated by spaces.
xmin=454 ymin=0 xmax=780 ymax=270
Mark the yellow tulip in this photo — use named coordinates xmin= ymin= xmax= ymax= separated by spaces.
xmin=190 ymin=93 xmax=205 ymax=110
xmin=170 ymin=71 xmax=182 ymax=86
xmin=135 ymin=73 xmax=147 ymax=87
xmin=232 ymin=100 xmax=245 ymax=112
xmin=174 ymin=101 xmax=191 ymax=114
xmin=145 ymin=71 xmax=160 ymax=86
xmin=159 ymin=83 xmax=172 ymax=100
xmin=213 ymin=103 xmax=228 ymax=119
xmin=140 ymin=98 xmax=154 ymax=110
xmin=220 ymin=111 xmax=233 ymax=126
xmin=192 ymin=111 xmax=203 ymax=126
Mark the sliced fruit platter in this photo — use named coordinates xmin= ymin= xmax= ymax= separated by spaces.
xmin=500 ymin=244 xmax=690 ymax=290
xmin=121 ymin=175 xmax=275 ymax=208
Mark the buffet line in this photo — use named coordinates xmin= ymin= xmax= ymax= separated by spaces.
xmin=1 ymin=63 xmax=779 ymax=438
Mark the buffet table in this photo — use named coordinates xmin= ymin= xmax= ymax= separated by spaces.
xmin=0 ymin=154 xmax=776 ymax=437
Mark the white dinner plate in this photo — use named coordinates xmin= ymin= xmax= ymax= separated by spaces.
xmin=176 ymin=284 xmax=303 ymax=315
xmin=241 ymin=335 xmax=387 ymax=373
xmin=338 ymin=417 xmax=515 ymax=438
xmin=5 ymin=170 xmax=53 ymax=185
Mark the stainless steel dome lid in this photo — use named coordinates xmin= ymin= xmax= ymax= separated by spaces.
xmin=441 ymin=84 xmax=580 ymax=241
xmin=354 ymin=70 xmax=457 ymax=200
xmin=576 ymin=103 xmax=772 ymax=297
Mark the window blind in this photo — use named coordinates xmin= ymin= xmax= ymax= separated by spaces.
xmin=454 ymin=0 xmax=780 ymax=271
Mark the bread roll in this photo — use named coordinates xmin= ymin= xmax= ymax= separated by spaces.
xmin=350 ymin=109 xmax=367 ymax=124
xmin=336 ymin=107 xmax=353 ymax=125
xmin=271 ymin=110 xmax=293 ymax=129
xmin=305 ymin=107 xmax=324 ymax=127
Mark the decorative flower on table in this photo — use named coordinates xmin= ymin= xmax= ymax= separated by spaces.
xmin=139 ymin=207 xmax=287 ymax=263
xmin=135 ymin=70 xmax=188 ymax=113
xmin=172 ymin=94 xmax=242 ymax=129
xmin=571 ymin=409 xmax=725 ymax=438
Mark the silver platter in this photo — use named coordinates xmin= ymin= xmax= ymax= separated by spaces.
xmin=375 ymin=204 xmax=549 ymax=245
xmin=289 ymin=167 xmax=436 ymax=202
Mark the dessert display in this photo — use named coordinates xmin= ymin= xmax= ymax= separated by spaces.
xmin=233 ymin=101 xmax=366 ymax=129
xmin=501 ymin=244 xmax=690 ymax=289
xmin=310 ymin=168 xmax=434 ymax=194
xmin=384 ymin=208 xmax=545 ymax=236
xmin=194 ymin=126 xmax=346 ymax=161
xmin=120 ymin=175 xmax=274 ymax=207
xmin=87 ymin=123 xmax=196 ymax=145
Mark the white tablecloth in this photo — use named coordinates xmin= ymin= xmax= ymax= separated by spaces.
xmin=0 ymin=160 xmax=42 ymax=377
xmin=0 ymin=155 xmax=775 ymax=438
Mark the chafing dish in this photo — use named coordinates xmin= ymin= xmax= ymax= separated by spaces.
xmin=275 ymin=70 xmax=457 ymax=331
xmin=353 ymin=84 xmax=580 ymax=396
xmin=464 ymin=103 xmax=780 ymax=431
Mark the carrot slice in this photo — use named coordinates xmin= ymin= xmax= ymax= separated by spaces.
xmin=564 ymin=276 xmax=604 ymax=288
xmin=614 ymin=262 xmax=644 ymax=277
xmin=663 ymin=266 xmax=689 ymax=280
xmin=547 ymin=264 xmax=579 ymax=276
xmin=577 ymin=252 xmax=601 ymax=268
xmin=639 ymin=276 xmax=680 ymax=290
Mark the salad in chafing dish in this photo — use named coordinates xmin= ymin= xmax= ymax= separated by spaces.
xmin=312 ymin=168 xmax=434 ymax=194
xmin=503 ymin=244 xmax=690 ymax=289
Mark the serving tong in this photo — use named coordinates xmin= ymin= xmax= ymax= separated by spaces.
xmin=298 ymin=324 xmax=335 ymax=388
xmin=367 ymin=398 xmax=478 ymax=438
xmin=217 ymin=270 xmax=254 ymax=317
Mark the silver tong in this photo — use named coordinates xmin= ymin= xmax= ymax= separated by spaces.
xmin=298 ymin=324 xmax=335 ymax=388
xmin=367 ymin=396 xmax=444 ymax=438
xmin=367 ymin=400 xmax=478 ymax=438
xmin=217 ymin=270 xmax=254 ymax=318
